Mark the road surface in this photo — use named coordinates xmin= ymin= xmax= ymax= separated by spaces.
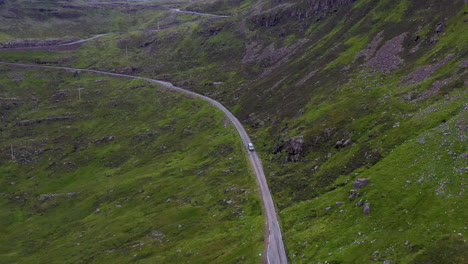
xmin=0 ymin=34 xmax=118 ymax=51
xmin=0 ymin=62 xmax=288 ymax=264
xmin=172 ymin=8 xmax=231 ymax=18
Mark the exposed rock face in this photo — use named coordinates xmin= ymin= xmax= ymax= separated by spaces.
xmin=403 ymin=54 xmax=454 ymax=85
xmin=460 ymin=60 xmax=468 ymax=69
xmin=353 ymin=178 xmax=370 ymax=189
xmin=365 ymin=32 xmax=408 ymax=72
xmin=94 ymin=136 xmax=115 ymax=144
xmin=412 ymin=77 xmax=453 ymax=102
xmin=242 ymin=42 xmax=261 ymax=64
xmin=282 ymin=136 xmax=305 ymax=162
xmin=356 ymin=31 xmax=384 ymax=61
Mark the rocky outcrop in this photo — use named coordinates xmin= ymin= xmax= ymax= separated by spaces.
xmin=353 ymin=178 xmax=370 ymax=189
xmin=365 ymin=32 xmax=408 ymax=72
xmin=348 ymin=189 xmax=360 ymax=200
xmin=402 ymin=54 xmax=455 ymax=85
xmin=278 ymin=136 xmax=305 ymax=162
xmin=335 ymin=138 xmax=352 ymax=149
xmin=412 ymin=77 xmax=453 ymax=102
xmin=435 ymin=22 xmax=446 ymax=34
xmin=363 ymin=203 xmax=371 ymax=214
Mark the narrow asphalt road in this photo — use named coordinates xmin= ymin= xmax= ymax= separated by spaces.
xmin=0 ymin=62 xmax=288 ymax=264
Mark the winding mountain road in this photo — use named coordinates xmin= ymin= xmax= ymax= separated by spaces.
xmin=0 ymin=62 xmax=288 ymax=264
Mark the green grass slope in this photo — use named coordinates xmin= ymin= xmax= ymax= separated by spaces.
xmin=0 ymin=0 xmax=466 ymax=263
xmin=280 ymin=96 xmax=467 ymax=263
xmin=0 ymin=67 xmax=263 ymax=263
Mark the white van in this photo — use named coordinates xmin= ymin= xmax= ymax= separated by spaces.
xmin=248 ymin=143 xmax=254 ymax=151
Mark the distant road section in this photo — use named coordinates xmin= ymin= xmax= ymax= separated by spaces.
xmin=171 ymin=8 xmax=231 ymax=18
xmin=0 ymin=62 xmax=288 ymax=264
xmin=0 ymin=34 xmax=115 ymax=51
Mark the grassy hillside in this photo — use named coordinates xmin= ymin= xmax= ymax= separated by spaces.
xmin=0 ymin=66 xmax=264 ymax=263
xmin=281 ymin=106 xmax=467 ymax=263
xmin=243 ymin=1 xmax=468 ymax=262
xmin=0 ymin=0 xmax=201 ymax=39
xmin=0 ymin=0 xmax=467 ymax=263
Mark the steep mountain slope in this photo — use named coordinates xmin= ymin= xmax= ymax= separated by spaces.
xmin=0 ymin=0 xmax=467 ymax=263
xmin=244 ymin=1 xmax=467 ymax=262
xmin=239 ymin=1 xmax=468 ymax=262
